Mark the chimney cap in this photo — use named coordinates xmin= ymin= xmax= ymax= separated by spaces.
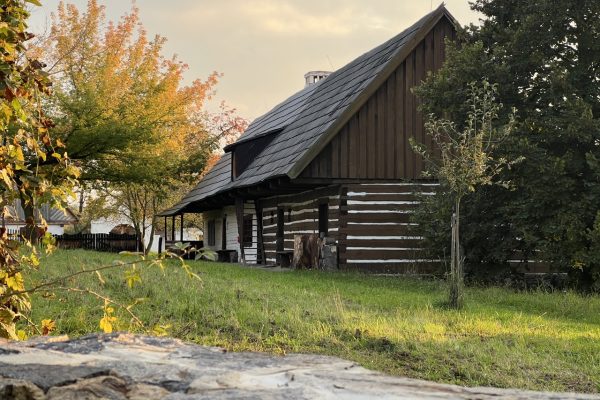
xmin=304 ymin=70 xmax=332 ymax=87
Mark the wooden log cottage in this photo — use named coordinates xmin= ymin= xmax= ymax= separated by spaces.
xmin=160 ymin=6 xmax=458 ymax=272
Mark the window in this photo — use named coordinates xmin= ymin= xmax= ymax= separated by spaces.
xmin=242 ymin=214 xmax=253 ymax=247
xmin=207 ymin=220 xmax=216 ymax=246
xmin=318 ymin=203 xmax=328 ymax=237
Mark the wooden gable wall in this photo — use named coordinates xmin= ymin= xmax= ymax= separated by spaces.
xmin=300 ymin=17 xmax=456 ymax=181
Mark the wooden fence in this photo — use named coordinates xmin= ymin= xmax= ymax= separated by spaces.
xmin=6 ymin=228 xmax=23 ymax=243
xmin=54 ymin=233 xmax=139 ymax=252
xmin=6 ymin=229 xmax=138 ymax=253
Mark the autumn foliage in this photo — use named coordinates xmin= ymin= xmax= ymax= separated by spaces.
xmin=35 ymin=1 xmax=247 ymax=251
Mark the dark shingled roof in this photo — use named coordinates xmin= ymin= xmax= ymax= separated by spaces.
xmin=161 ymin=5 xmax=455 ymax=216
xmin=6 ymin=200 xmax=78 ymax=224
xmin=227 ymin=83 xmax=319 ymax=149
xmin=232 ymin=6 xmax=452 ymax=187
xmin=160 ymin=152 xmax=232 ymax=216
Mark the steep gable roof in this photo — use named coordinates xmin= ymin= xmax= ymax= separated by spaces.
xmin=160 ymin=5 xmax=457 ymax=216
xmin=226 ymin=83 xmax=319 ymax=149
xmin=232 ymin=5 xmax=457 ymax=187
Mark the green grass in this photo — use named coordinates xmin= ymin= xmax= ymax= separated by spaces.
xmin=25 ymin=249 xmax=600 ymax=393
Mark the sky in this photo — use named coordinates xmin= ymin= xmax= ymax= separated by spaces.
xmin=29 ymin=1 xmax=482 ymax=123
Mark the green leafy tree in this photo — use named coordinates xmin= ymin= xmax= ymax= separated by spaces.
xmin=34 ymin=1 xmax=246 ymax=252
xmin=415 ymin=0 xmax=600 ymax=290
xmin=412 ymin=81 xmax=515 ymax=308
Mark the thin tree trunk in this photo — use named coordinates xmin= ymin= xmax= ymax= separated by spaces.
xmin=144 ymin=195 xmax=160 ymax=255
xmin=78 ymin=187 xmax=85 ymax=214
xmin=20 ymin=195 xmax=38 ymax=244
xmin=449 ymin=197 xmax=463 ymax=309
xmin=145 ymin=219 xmax=155 ymax=255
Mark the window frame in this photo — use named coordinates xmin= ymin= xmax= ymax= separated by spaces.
xmin=242 ymin=214 xmax=253 ymax=247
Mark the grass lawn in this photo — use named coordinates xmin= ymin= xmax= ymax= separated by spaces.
xmin=24 ymin=249 xmax=600 ymax=393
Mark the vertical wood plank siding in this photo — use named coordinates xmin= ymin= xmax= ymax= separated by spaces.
xmin=338 ymin=182 xmax=442 ymax=274
xmin=301 ymin=18 xmax=454 ymax=180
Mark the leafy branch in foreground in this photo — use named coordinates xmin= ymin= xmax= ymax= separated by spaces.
xmin=0 ymin=0 xmax=80 ymax=339
xmin=411 ymin=81 xmax=517 ymax=308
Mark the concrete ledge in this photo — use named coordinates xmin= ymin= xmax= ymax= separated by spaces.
xmin=0 ymin=334 xmax=597 ymax=399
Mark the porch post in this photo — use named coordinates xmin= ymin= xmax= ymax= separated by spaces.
xmin=180 ymin=213 xmax=184 ymax=242
xmin=164 ymin=216 xmax=167 ymax=241
xmin=235 ymin=197 xmax=245 ymax=264
xmin=171 ymin=215 xmax=175 ymax=242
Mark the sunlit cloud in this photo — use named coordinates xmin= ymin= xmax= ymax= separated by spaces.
xmin=239 ymin=1 xmax=392 ymax=36
xmin=168 ymin=0 xmax=393 ymax=37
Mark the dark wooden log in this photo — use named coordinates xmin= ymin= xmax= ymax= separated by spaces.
xmin=255 ymin=201 xmax=266 ymax=264
xmin=235 ymin=197 xmax=245 ymax=263
xmin=180 ymin=214 xmax=184 ymax=242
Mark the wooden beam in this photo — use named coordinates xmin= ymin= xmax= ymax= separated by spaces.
xmin=180 ymin=214 xmax=184 ymax=242
xmin=164 ymin=217 xmax=167 ymax=241
xmin=235 ymin=197 xmax=245 ymax=264
xmin=171 ymin=216 xmax=175 ymax=243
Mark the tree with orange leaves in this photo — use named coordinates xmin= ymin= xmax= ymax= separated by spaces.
xmin=35 ymin=1 xmax=247 ymax=251
xmin=38 ymin=0 xmax=220 ymax=181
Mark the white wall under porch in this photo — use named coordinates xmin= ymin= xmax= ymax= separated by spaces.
xmin=203 ymin=206 xmax=239 ymax=260
xmin=202 ymin=202 xmax=258 ymax=264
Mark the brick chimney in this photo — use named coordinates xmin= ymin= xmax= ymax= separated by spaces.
xmin=304 ymin=71 xmax=331 ymax=87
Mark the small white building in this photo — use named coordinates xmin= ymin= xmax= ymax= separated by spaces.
xmin=5 ymin=200 xmax=78 ymax=235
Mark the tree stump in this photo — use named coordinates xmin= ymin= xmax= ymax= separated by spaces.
xmin=292 ymin=234 xmax=319 ymax=269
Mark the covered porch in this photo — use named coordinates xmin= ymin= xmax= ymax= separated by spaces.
xmin=156 ymin=208 xmax=203 ymax=258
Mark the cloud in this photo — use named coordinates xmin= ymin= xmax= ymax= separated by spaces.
xmin=239 ymin=1 xmax=391 ymax=36
xmin=167 ymin=0 xmax=393 ymax=38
